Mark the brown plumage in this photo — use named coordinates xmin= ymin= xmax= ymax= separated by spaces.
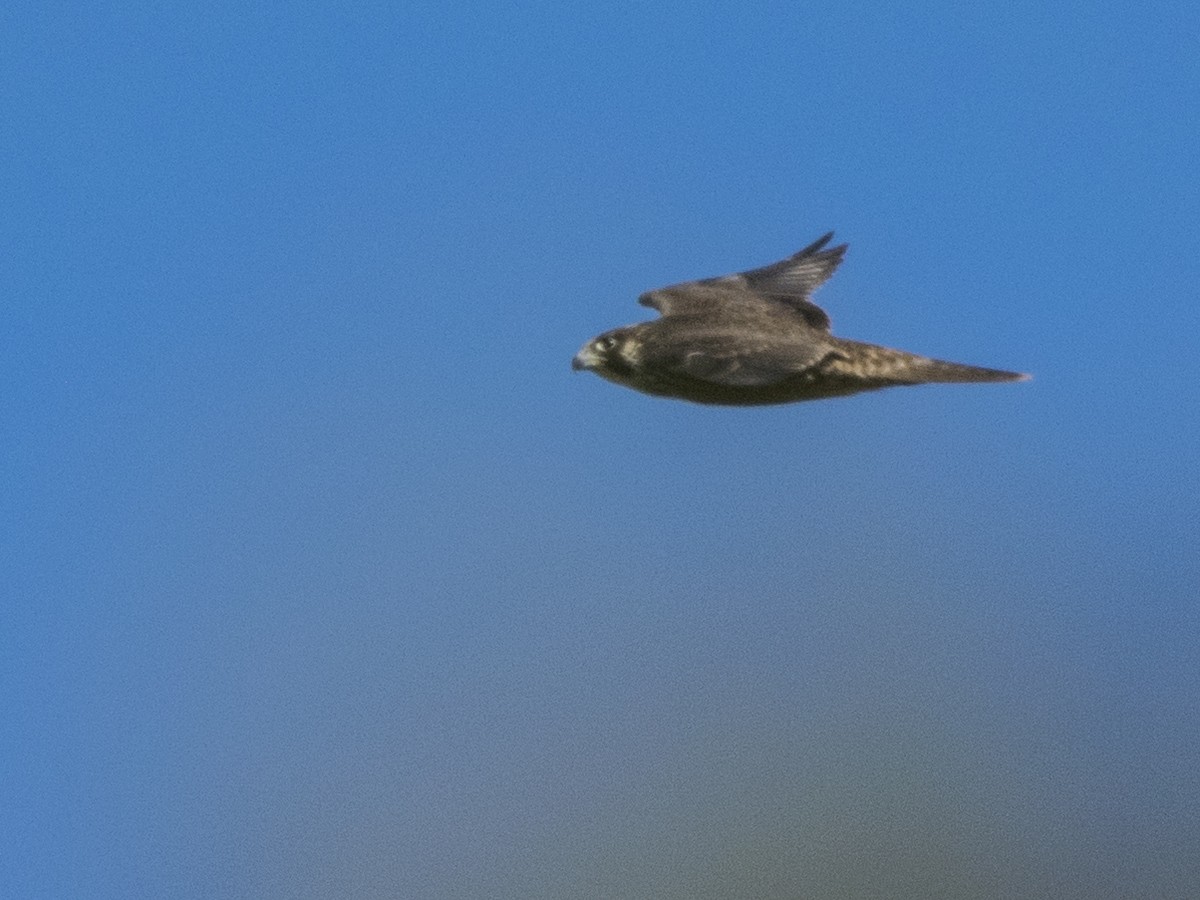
xmin=572 ymin=233 xmax=1029 ymax=405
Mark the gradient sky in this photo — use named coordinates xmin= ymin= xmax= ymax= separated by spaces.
xmin=4 ymin=2 xmax=1199 ymax=898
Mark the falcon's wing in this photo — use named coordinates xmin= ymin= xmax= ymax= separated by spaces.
xmin=733 ymin=232 xmax=846 ymax=302
xmin=638 ymin=233 xmax=846 ymax=331
xmin=674 ymin=350 xmax=802 ymax=387
xmin=641 ymin=334 xmax=840 ymax=388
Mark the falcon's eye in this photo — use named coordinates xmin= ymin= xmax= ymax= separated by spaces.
xmin=596 ymin=335 xmax=618 ymax=352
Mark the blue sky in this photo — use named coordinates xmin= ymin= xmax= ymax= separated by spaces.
xmin=4 ymin=2 xmax=1199 ymax=897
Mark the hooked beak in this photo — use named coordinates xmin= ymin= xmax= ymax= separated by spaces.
xmin=572 ymin=344 xmax=600 ymax=371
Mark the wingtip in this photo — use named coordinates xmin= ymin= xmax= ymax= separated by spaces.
xmin=796 ymin=231 xmax=847 ymax=259
xmin=798 ymin=231 xmax=833 ymax=254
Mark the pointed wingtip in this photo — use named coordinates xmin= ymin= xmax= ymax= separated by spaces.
xmin=800 ymin=231 xmax=837 ymax=255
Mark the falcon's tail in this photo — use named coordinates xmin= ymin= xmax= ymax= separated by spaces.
xmin=828 ymin=340 xmax=1030 ymax=385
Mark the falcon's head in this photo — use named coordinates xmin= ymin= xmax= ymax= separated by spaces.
xmin=572 ymin=326 xmax=642 ymax=385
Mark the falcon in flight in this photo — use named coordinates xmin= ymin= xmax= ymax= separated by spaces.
xmin=572 ymin=233 xmax=1028 ymax=405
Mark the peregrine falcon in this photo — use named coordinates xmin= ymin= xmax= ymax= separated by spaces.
xmin=572 ymin=233 xmax=1028 ymax=405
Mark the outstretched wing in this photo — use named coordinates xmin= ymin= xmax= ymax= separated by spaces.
xmin=638 ymin=232 xmax=846 ymax=331
xmin=732 ymin=232 xmax=846 ymax=303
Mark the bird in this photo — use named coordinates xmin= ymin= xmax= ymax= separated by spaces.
xmin=572 ymin=232 xmax=1029 ymax=405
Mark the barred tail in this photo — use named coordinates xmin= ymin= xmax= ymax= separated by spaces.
xmin=827 ymin=339 xmax=1030 ymax=385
